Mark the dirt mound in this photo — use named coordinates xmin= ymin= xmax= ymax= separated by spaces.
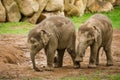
xmin=0 ymin=34 xmax=27 ymax=65
xmin=0 ymin=35 xmax=28 ymax=79
xmin=0 ymin=45 xmax=24 ymax=64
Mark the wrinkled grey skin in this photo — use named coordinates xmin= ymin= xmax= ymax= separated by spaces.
xmin=28 ymin=16 xmax=80 ymax=71
xmin=75 ymin=14 xmax=113 ymax=68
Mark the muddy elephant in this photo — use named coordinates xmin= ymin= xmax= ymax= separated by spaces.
xmin=28 ymin=16 xmax=80 ymax=71
xmin=75 ymin=14 xmax=113 ymax=68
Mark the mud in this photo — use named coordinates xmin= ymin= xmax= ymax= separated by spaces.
xmin=0 ymin=29 xmax=120 ymax=80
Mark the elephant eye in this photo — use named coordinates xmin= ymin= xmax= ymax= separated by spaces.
xmin=30 ymin=39 xmax=36 ymax=44
xmin=30 ymin=37 xmax=38 ymax=44
xmin=87 ymin=31 xmax=93 ymax=37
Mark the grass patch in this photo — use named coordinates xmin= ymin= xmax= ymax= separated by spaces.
xmin=61 ymin=71 xmax=102 ymax=80
xmin=106 ymin=74 xmax=120 ymax=80
xmin=0 ymin=22 xmax=34 ymax=35
xmin=70 ymin=6 xmax=120 ymax=30
xmin=61 ymin=73 xmax=120 ymax=80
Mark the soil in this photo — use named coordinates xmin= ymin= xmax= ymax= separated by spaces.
xmin=0 ymin=29 xmax=120 ymax=80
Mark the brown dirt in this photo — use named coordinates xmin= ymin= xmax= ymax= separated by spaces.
xmin=0 ymin=29 xmax=120 ymax=80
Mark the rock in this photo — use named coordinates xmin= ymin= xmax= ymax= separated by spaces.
xmin=2 ymin=0 xmax=21 ymax=22
xmin=26 ymin=0 xmax=49 ymax=24
xmin=98 ymin=1 xmax=113 ymax=12
xmin=86 ymin=0 xmax=100 ymax=12
xmin=30 ymin=0 xmax=39 ymax=12
xmin=15 ymin=0 xmax=39 ymax=16
xmin=87 ymin=0 xmax=95 ymax=7
xmin=45 ymin=0 xmax=64 ymax=12
xmin=103 ymin=0 xmax=115 ymax=4
xmin=0 ymin=0 xmax=6 ymax=22
xmin=64 ymin=0 xmax=80 ymax=16
xmin=114 ymin=0 xmax=120 ymax=6
xmin=87 ymin=0 xmax=113 ymax=12
xmin=74 ymin=0 xmax=87 ymax=16
xmin=37 ymin=11 xmax=64 ymax=23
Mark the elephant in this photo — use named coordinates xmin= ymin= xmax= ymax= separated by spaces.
xmin=75 ymin=14 xmax=113 ymax=68
xmin=27 ymin=16 xmax=80 ymax=71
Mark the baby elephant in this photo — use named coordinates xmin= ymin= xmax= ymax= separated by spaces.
xmin=75 ymin=14 xmax=113 ymax=68
xmin=28 ymin=16 xmax=80 ymax=71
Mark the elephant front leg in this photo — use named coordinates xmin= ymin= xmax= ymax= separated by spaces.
xmin=45 ymin=50 xmax=55 ymax=71
xmin=30 ymin=52 xmax=42 ymax=71
xmin=88 ymin=45 xmax=99 ymax=68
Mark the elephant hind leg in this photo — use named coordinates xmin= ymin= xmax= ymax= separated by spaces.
xmin=54 ymin=49 xmax=65 ymax=68
xmin=103 ymin=46 xmax=113 ymax=66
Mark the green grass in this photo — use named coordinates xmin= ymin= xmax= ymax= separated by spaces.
xmin=0 ymin=22 xmax=34 ymax=35
xmin=70 ymin=6 xmax=120 ymax=30
xmin=106 ymin=74 xmax=120 ymax=80
xmin=0 ymin=6 xmax=120 ymax=34
xmin=61 ymin=73 xmax=120 ymax=80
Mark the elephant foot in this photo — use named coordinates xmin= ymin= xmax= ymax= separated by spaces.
xmin=54 ymin=63 xmax=62 ymax=68
xmin=45 ymin=66 xmax=54 ymax=71
xmin=88 ymin=64 xmax=96 ymax=68
xmin=53 ymin=56 xmax=62 ymax=68
xmin=96 ymin=62 xmax=99 ymax=65
xmin=34 ymin=67 xmax=43 ymax=72
xmin=74 ymin=64 xmax=80 ymax=69
xmin=96 ymin=63 xmax=99 ymax=65
xmin=106 ymin=61 xmax=113 ymax=66
xmin=74 ymin=62 xmax=80 ymax=69
xmin=106 ymin=63 xmax=113 ymax=66
xmin=75 ymin=57 xmax=83 ymax=62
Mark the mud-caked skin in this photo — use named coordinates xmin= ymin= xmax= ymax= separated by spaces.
xmin=28 ymin=16 xmax=80 ymax=71
xmin=75 ymin=14 xmax=113 ymax=68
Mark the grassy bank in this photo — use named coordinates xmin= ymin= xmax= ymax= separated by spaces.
xmin=0 ymin=6 xmax=120 ymax=34
xmin=0 ymin=22 xmax=34 ymax=34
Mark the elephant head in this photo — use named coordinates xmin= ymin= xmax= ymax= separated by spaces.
xmin=75 ymin=24 xmax=101 ymax=62
xmin=28 ymin=29 xmax=51 ymax=54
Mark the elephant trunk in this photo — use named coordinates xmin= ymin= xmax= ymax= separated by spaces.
xmin=75 ymin=42 xmax=87 ymax=62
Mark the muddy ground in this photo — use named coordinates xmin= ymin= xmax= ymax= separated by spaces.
xmin=0 ymin=29 xmax=120 ymax=80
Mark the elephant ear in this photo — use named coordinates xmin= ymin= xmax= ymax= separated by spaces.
xmin=93 ymin=26 xmax=100 ymax=42
xmin=39 ymin=30 xmax=51 ymax=46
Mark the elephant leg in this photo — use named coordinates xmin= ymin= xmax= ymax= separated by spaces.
xmin=54 ymin=49 xmax=65 ymax=68
xmin=88 ymin=45 xmax=99 ymax=68
xmin=45 ymin=49 xmax=55 ymax=71
xmin=30 ymin=51 xmax=42 ymax=71
xmin=96 ymin=47 xmax=101 ymax=65
xmin=67 ymin=48 xmax=80 ymax=69
xmin=103 ymin=46 xmax=113 ymax=66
